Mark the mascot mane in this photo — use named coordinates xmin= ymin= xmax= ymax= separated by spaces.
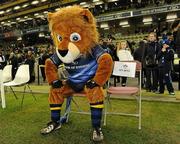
xmin=48 ymin=5 xmax=99 ymax=58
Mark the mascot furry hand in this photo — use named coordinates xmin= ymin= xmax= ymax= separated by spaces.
xmin=40 ymin=5 xmax=113 ymax=142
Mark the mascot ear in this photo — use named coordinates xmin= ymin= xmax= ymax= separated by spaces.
xmin=47 ymin=12 xmax=53 ymax=22
xmin=80 ymin=9 xmax=94 ymax=24
xmin=48 ymin=12 xmax=54 ymax=31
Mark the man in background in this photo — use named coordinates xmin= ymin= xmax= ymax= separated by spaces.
xmin=172 ymin=20 xmax=180 ymax=57
xmin=142 ymin=32 xmax=161 ymax=92
xmin=0 ymin=48 xmax=7 ymax=69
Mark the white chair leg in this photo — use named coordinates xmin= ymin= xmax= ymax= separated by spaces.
xmin=103 ymin=93 xmax=110 ymax=126
xmin=138 ymin=94 xmax=142 ymax=130
xmin=103 ymin=99 xmax=107 ymax=126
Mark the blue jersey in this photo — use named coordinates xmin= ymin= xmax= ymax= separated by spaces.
xmin=50 ymin=45 xmax=106 ymax=92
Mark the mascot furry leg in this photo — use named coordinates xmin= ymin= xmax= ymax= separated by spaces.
xmin=40 ymin=5 xmax=113 ymax=142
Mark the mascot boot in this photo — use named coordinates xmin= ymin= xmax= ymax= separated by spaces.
xmin=40 ymin=5 xmax=113 ymax=142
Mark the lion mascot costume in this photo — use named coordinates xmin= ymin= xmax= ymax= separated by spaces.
xmin=40 ymin=5 xmax=113 ymax=142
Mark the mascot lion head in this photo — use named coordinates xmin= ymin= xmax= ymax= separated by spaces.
xmin=48 ymin=5 xmax=99 ymax=63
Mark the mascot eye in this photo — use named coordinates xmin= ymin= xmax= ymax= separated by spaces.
xmin=70 ymin=33 xmax=81 ymax=42
xmin=57 ymin=34 xmax=62 ymax=42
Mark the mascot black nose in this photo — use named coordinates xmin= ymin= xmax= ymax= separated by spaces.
xmin=58 ymin=50 xmax=68 ymax=57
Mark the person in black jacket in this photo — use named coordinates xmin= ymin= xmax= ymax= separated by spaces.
xmin=134 ymin=40 xmax=146 ymax=62
xmin=156 ymin=40 xmax=175 ymax=95
xmin=0 ymin=49 xmax=7 ymax=69
xmin=24 ymin=50 xmax=35 ymax=83
xmin=172 ymin=20 xmax=180 ymax=57
xmin=38 ymin=47 xmax=49 ymax=81
xmin=134 ymin=40 xmax=146 ymax=87
xmin=8 ymin=52 xmax=18 ymax=79
xmin=142 ymin=32 xmax=161 ymax=92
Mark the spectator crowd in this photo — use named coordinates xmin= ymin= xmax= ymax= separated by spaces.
xmin=0 ymin=20 xmax=179 ymax=95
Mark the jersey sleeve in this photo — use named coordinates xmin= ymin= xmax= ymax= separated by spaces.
xmin=91 ymin=45 xmax=106 ymax=61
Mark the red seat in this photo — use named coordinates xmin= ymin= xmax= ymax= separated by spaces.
xmin=107 ymin=87 xmax=139 ymax=95
xmin=104 ymin=61 xmax=142 ymax=130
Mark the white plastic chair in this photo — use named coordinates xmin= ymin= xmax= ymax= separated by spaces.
xmin=3 ymin=64 xmax=36 ymax=107
xmin=1 ymin=65 xmax=18 ymax=100
xmin=2 ymin=65 xmax=12 ymax=83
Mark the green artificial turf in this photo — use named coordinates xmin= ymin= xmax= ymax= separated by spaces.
xmin=0 ymin=91 xmax=180 ymax=144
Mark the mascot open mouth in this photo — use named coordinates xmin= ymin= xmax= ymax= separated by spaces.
xmin=58 ymin=50 xmax=68 ymax=57
xmin=56 ymin=42 xmax=81 ymax=63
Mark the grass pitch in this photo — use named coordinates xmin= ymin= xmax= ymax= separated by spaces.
xmin=0 ymin=91 xmax=180 ymax=144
